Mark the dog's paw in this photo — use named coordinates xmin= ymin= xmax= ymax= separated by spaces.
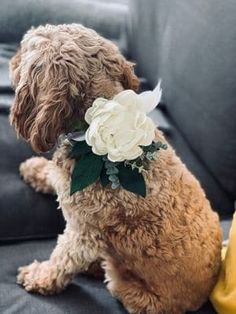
xmin=17 ymin=260 xmax=63 ymax=295
xmin=19 ymin=157 xmax=54 ymax=194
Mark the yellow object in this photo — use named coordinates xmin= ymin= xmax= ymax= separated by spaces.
xmin=211 ymin=212 xmax=236 ymax=314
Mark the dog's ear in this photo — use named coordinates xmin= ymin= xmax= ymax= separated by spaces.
xmin=10 ymin=80 xmax=36 ymax=141
xmin=27 ymin=59 xmax=79 ymax=153
xmin=9 ymin=50 xmax=21 ymax=88
xmin=98 ymin=42 xmax=140 ymax=92
xmin=10 ymin=41 xmax=87 ymax=153
xmin=122 ymin=61 xmax=140 ymax=91
xmin=10 ymin=47 xmax=36 ymax=141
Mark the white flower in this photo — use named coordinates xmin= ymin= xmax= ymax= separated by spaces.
xmin=85 ymin=83 xmax=162 ymax=162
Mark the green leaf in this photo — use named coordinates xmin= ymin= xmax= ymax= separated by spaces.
xmin=70 ymin=153 xmax=103 ymax=195
xmin=69 ymin=141 xmax=91 ymax=158
xmin=100 ymin=166 xmax=110 ymax=187
xmin=118 ymin=163 xmax=146 ymax=197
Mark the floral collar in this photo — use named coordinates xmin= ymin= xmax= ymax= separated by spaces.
xmin=68 ymin=82 xmax=167 ymax=197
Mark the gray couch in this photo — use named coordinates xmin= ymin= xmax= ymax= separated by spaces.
xmin=0 ymin=0 xmax=235 ymax=313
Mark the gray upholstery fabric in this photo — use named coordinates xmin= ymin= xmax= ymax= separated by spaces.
xmin=164 ymin=113 xmax=233 ymax=217
xmin=0 ymin=94 xmax=14 ymax=113
xmin=0 ymin=0 xmax=129 ymax=55
xmin=129 ymin=0 xmax=236 ymax=213
xmin=0 ymin=239 xmax=221 ymax=314
xmin=0 ymin=115 xmax=65 ymax=242
xmin=0 ymin=44 xmax=17 ymax=92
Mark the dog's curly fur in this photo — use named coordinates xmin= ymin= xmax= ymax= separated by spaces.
xmin=10 ymin=24 xmax=222 ymax=314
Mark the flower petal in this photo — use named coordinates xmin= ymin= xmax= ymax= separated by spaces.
xmin=139 ymin=80 xmax=162 ymax=113
xmin=107 ymin=149 xmax=124 ymax=162
xmin=139 ymin=118 xmax=156 ymax=146
xmin=123 ymin=146 xmax=143 ymax=160
xmin=113 ymin=90 xmax=143 ymax=110
xmin=84 ymin=86 xmax=158 ymax=162
xmin=85 ymin=98 xmax=107 ymax=124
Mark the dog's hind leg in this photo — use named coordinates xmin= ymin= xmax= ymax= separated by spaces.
xmin=20 ymin=156 xmax=55 ymax=194
xmin=103 ymin=257 xmax=183 ymax=314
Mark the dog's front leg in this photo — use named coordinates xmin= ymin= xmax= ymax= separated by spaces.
xmin=17 ymin=225 xmax=100 ymax=295
xmin=20 ymin=157 xmax=55 ymax=194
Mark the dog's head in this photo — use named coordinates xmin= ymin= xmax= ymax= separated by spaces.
xmin=10 ymin=24 xmax=139 ymax=153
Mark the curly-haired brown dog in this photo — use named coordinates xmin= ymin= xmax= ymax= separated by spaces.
xmin=10 ymin=24 xmax=222 ymax=314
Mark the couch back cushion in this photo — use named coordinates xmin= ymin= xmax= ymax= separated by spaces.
xmin=129 ymin=0 xmax=236 ymax=209
xmin=0 ymin=0 xmax=128 ymax=54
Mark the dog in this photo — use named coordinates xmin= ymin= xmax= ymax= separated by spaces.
xmin=10 ymin=24 xmax=222 ymax=314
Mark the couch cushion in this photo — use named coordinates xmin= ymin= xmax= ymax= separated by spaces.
xmin=0 ymin=239 xmax=218 ymax=314
xmin=0 ymin=0 xmax=129 ymax=55
xmin=0 ymin=114 xmax=65 ymax=243
xmin=163 ymin=112 xmax=233 ymax=218
xmin=129 ymin=0 xmax=236 ymax=212
xmin=0 ymin=43 xmax=18 ymax=92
